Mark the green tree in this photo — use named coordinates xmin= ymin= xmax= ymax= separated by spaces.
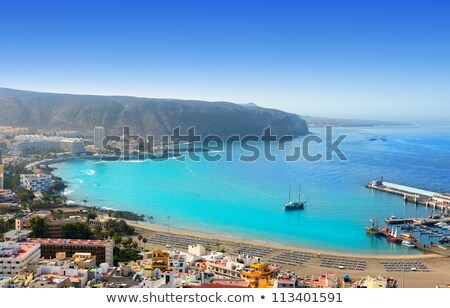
xmin=92 ymin=225 xmax=103 ymax=239
xmin=122 ymin=237 xmax=133 ymax=248
xmin=137 ymin=234 xmax=143 ymax=248
xmin=86 ymin=212 xmax=97 ymax=221
xmin=112 ymin=233 xmax=122 ymax=246
xmin=61 ymin=222 xmax=93 ymax=239
xmin=107 ymin=219 xmax=135 ymax=236
xmin=16 ymin=188 xmax=35 ymax=203
xmin=29 ymin=216 xmax=49 ymax=238
xmin=0 ymin=218 xmax=15 ymax=234
xmin=142 ymin=237 xmax=148 ymax=251
xmin=112 ymin=247 xmax=143 ymax=266
xmin=42 ymin=189 xmax=53 ymax=202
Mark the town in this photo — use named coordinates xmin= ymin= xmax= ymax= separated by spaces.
xmin=1 ymin=125 xmax=449 ymax=289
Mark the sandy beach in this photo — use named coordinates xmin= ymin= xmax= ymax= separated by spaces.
xmin=125 ymin=219 xmax=450 ymax=288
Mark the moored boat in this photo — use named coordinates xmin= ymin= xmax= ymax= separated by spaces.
xmin=401 ymin=233 xmax=416 ymax=241
xmin=366 ymin=218 xmax=381 ymax=235
xmin=401 ymin=240 xmax=416 ymax=248
xmin=387 ymin=228 xmax=402 ymax=243
xmin=439 ymin=236 xmax=450 ymax=243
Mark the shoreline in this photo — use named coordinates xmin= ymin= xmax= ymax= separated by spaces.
xmin=125 ymin=219 xmax=441 ymax=261
xmin=49 ymin=157 xmax=445 ymax=261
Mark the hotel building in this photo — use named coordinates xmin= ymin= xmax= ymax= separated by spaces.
xmin=22 ymin=238 xmax=113 ymax=266
xmin=11 ymin=135 xmax=85 ymax=155
xmin=94 ymin=126 xmax=106 ymax=150
xmin=0 ymin=242 xmax=41 ymax=277
xmin=20 ymin=174 xmax=52 ymax=192
xmin=16 ymin=211 xmax=86 ymax=238
xmin=0 ymin=150 xmax=4 ymax=189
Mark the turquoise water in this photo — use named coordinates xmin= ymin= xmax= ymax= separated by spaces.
xmin=52 ymin=125 xmax=450 ymax=255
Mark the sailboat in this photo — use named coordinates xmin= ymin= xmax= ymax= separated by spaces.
xmin=387 ymin=227 xmax=402 ymax=243
xmin=283 ymin=185 xmax=308 ymax=210
xmin=365 ymin=218 xmax=381 ymax=235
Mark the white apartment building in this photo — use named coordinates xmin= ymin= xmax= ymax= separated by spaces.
xmin=0 ymin=242 xmax=41 ymax=277
xmin=12 ymin=135 xmax=85 ymax=155
xmin=204 ymin=252 xmax=261 ymax=279
xmin=33 ymin=265 xmax=88 ymax=288
xmin=20 ymin=174 xmax=52 ymax=192
xmin=94 ymin=127 xmax=106 ymax=150
xmin=0 ymin=164 xmax=4 ymax=190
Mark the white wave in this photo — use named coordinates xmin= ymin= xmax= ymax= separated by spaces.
xmin=63 ymin=189 xmax=74 ymax=196
xmin=86 ymin=169 xmax=96 ymax=176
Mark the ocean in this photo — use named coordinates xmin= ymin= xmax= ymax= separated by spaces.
xmin=52 ymin=124 xmax=450 ymax=255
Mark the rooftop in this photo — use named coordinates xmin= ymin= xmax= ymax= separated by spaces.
xmin=0 ymin=242 xmax=39 ymax=259
xmin=23 ymin=238 xmax=110 ymax=245
xmin=32 ymin=275 xmax=68 ymax=285
xmin=3 ymin=229 xmax=33 ymax=240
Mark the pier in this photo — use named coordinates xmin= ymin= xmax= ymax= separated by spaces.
xmin=365 ymin=179 xmax=450 ymax=256
xmin=385 ymin=217 xmax=450 ymax=226
xmin=366 ymin=178 xmax=450 ymax=212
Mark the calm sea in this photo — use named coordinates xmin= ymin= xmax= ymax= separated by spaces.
xmin=52 ymin=124 xmax=450 ymax=255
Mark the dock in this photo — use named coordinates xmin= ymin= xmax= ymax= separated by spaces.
xmin=366 ymin=179 xmax=450 ymax=212
xmin=385 ymin=217 xmax=450 ymax=226
xmin=372 ymin=226 xmax=450 ymax=257
xmin=384 ymin=218 xmax=415 ymax=225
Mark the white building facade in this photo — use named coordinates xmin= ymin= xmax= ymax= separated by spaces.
xmin=20 ymin=174 xmax=52 ymax=192
xmin=0 ymin=242 xmax=41 ymax=277
xmin=94 ymin=127 xmax=106 ymax=150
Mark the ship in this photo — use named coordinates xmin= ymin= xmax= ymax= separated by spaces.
xmin=439 ymin=236 xmax=450 ymax=243
xmin=283 ymin=185 xmax=308 ymax=210
xmin=365 ymin=218 xmax=381 ymax=235
xmin=401 ymin=233 xmax=416 ymax=241
xmin=401 ymin=240 xmax=416 ymax=248
xmin=387 ymin=227 xmax=402 ymax=243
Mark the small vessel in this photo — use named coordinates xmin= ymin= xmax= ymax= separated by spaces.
xmin=401 ymin=233 xmax=416 ymax=241
xmin=366 ymin=218 xmax=381 ymax=235
xmin=283 ymin=185 xmax=307 ymax=211
xmin=439 ymin=236 xmax=450 ymax=243
xmin=401 ymin=240 xmax=416 ymax=248
xmin=387 ymin=228 xmax=402 ymax=243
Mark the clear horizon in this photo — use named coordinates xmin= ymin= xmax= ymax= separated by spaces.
xmin=1 ymin=0 xmax=449 ymax=122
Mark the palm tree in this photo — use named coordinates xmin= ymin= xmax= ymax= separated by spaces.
xmin=137 ymin=234 xmax=143 ymax=249
xmin=142 ymin=237 xmax=148 ymax=251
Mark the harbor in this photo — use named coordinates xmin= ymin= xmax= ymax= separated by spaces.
xmin=366 ymin=178 xmax=450 ymax=256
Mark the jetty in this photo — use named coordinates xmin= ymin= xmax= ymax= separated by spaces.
xmin=385 ymin=217 xmax=450 ymax=226
xmin=366 ymin=177 xmax=450 ymax=212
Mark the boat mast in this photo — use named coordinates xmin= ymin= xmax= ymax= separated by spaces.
xmin=298 ymin=184 xmax=301 ymax=202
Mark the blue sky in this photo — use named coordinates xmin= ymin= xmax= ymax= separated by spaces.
xmin=0 ymin=0 xmax=449 ymax=121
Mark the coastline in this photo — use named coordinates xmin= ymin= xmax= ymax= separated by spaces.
xmin=125 ymin=219 xmax=441 ymax=261
xmin=48 ymin=154 xmax=445 ymax=260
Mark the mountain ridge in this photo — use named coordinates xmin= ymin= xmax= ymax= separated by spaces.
xmin=0 ymin=87 xmax=309 ymax=138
